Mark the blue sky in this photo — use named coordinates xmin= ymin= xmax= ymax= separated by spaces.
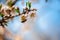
xmin=0 ymin=0 xmax=60 ymax=40
xmin=8 ymin=0 xmax=60 ymax=39
xmin=7 ymin=0 xmax=60 ymax=33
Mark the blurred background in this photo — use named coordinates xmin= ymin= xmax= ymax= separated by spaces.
xmin=0 ymin=0 xmax=60 ymax=40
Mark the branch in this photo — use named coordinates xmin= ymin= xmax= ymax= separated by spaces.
xmin=0 ymin=1 xmax=37 ymax=28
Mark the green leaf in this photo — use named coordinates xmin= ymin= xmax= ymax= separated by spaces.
xmin=15 ymin=9 xmax=20 ymax=13
xmin=0 ymin=13 xmax=4 ymax=17
xmin=0 ymin=4 xmax=2 ymax=9
xmin=26 ymin=2 xmax=29 ymax=7
xmin=26 ymin=2 xmax=28 ymax=7
xmin=29 ymin=2 xmax=31 ymax=9
xmin=26 ymin=1 xmax=31 ymax=9
xmin=7 ymin=0 xmax=13 ymax=7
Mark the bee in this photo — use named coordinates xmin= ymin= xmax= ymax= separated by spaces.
xmin=30 ymin=12 xmax=36 ymax=18
xmin=21 ymin=15 xmax=27 ymax=23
